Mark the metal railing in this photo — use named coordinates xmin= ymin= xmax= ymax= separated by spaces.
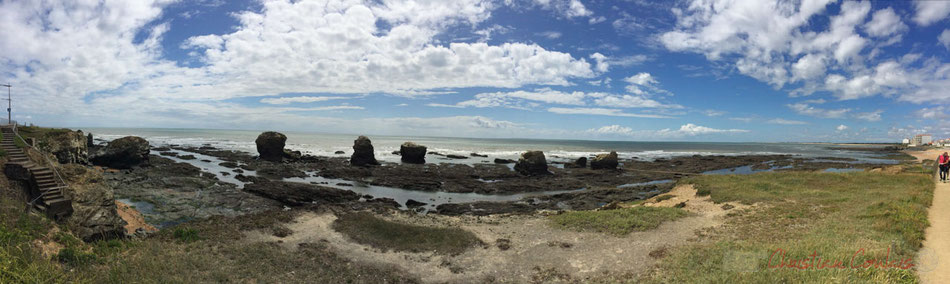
xmin=9 ymin=127 xmax=69 ymax=190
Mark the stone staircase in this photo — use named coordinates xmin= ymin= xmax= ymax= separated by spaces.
xmin=1 ymin=126 xmax=72 ymax=219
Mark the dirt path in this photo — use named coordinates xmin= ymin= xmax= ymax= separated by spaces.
xmin=911 ymin=149 xmax=947 ymax=283
xmin=243 ymin=185 xmax=748 ymax=283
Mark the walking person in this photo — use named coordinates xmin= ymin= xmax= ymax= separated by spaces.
xmin=940 ymin=152 xmax=950 ymax=182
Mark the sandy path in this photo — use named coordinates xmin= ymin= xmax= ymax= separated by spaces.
xmin=912 ymin=149 xmax=947 ymax=283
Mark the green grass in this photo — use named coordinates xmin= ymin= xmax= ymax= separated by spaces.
xmin=655 ymin=194 xmax=674 ymax=202
xmin=550 ymin=207 xmax=689 ymax=236
xmin=643 ymin=171 xmax=933 ymax=283
xmin=172 ymin=228 xmax=201 ymax=243
xmin=332 ymin=212 xmax=483 ymax=255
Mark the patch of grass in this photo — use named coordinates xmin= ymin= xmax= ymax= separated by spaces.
xmin=643 ymin=171 xmax=933 ymax=283
xmin=550 ymin=207 xmax=689 ymax=236
xmin=55 ymin=247 xmax=98 ymax=267
xmin=880 ymin=152 xmax=917 ymax=161
xmin=333 ymin=212 xmax=483 ymax=255
xmin=172 ymin=228 xmax=201 ymax=243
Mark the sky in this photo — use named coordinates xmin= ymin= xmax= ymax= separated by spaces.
xmin=1 ymin=0 xmax=950 ymax=142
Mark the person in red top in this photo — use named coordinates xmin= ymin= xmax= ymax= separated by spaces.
xmin=939 ymin=152 xmax=949 ymax=182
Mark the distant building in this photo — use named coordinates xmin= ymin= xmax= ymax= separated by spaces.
xmin=913 ymin=134 xmax=933 ymax=146
xmin=902 ymin=138 xmax=910 ymax=144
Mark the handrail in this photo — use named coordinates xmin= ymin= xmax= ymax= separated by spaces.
xmin=9 ymin=128 xmax=69 ymax=190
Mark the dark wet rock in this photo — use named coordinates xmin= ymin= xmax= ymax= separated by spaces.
xmin=219 ymin=161 xmax=239 ymax=168
xmin=565 ymin=157 xmax=587 ymax=168
xmin=470 ymin=153 xmax=488 ymax=158
xmin=233 ymin=169 xmax=244 ymax=174
xmin=336 ymin=183 xmax=353 ymax=187
xmin=446 ymin=154 xmax=469 ymax=159
xmin=255 ymin=163 xmax=307 ymax=179
xmin=200 ymin=159 xmax=212 ymax=163
xmin=283 ymin=149 xmax=302 ymax=161
xmin=159 ymin=151 xmax=178 ymax=157
xmin=220 ymin=171 xmax=231 ymax=176
xmin=494 ymin=158 xmax=515 ymax=164
xmin=400 ymin=142 xmax=427 ymax=164
xmin=255 ymin=131 xmax=287 ymax=162
xmin=244 ymin=180 xmax=360 ymax=206
xmin=153 ymin=146 xmax=171 ymax=151
xmin=178 ymin=155 xmax=197 ymax=160
xmin=514 ymin=151 xmax=550 ymax=176
xmin=405 ymin=199 xmax=427 ymax=208
xmin=87 ymin=133 xmax=94 ymax=148
xmin=674 ymin=202 xmax=686 ymax=208
xmin=590 ymin=152 xmax=619 ymax=170
xmin=334 ymin=151 xmax=345 ymax=155
xmin=89 ymin=136 xmax=150 ymax=169
xmin=391 ymin=150 xmax=401 ymax=155
xmin=428 ymin=151 xmax=444 ymax=156
xmin=350 ymin=136 xmax=379 ymax=166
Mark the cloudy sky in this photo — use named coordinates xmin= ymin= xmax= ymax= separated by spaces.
xmin=2 ymin=0 xmax=949 ymax=142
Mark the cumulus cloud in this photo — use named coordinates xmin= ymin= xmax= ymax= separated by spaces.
xmin=836 ymin=124 xmax=848 ymax=131
xmin=260 ymin=96 xmax=350 ymax=105
xmin=854 ymin=110 xmax=883 ymax=122
xmin=787 ymin=103 xmax=850 ymax=118
xmin=913 ymin=0 xmax=950 ymax=26
xmin=915 ymin=108 xmax=949 ymax=119
xmin=548 ymin=107 xmax=671 ymax=118
xmin=767 ymin=118 xmax=807 ymax=125
xmin=587 ymin=123 xmax=748 ymax=138
xmin=658 ymin=0 xmax=950 ymax=102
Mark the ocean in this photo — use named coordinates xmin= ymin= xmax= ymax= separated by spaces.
xmin=82 ymin=128 xmax=897 ymax=164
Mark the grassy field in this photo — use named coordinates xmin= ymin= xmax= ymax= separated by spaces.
xmin=333 ymin=212 xmax=483 ymax=255
xmin=550 ymin=206 xmax=688 ymax=236
xmin=643 ymin=170 xmax=933 ymax=283
xmin=0 ymin=199 xmax=421 ymax=283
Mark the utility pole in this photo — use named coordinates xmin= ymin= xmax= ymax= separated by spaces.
xmin=0 ymin=84 xmax=9 ymax=125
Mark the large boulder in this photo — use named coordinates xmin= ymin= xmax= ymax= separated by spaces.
xmin=514 ymin=151 xmax=550 ymax=176
xmin=400 ymin=142 xmax=427 ymax=164
xmin=350 ymin=136 xmax=380 ymax=166
xmin=255 ymin=131 xmax=287 ymax=162
xmin=590 ymin=151 xmax=619 ymax=170
xmin=89 ymin=136 xmax=150 ymax=169
xmin=565 ymin=157 xmax=587 ymax=168
xmin=43 ymin=130 xmax=88 ymax=164
xmin=61 ymin=165 xmax=127 ymax=241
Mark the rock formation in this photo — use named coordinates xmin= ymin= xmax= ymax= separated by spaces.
xmin=514 ymin=151 xmax=550 ymax=176
xmin=590 ymin=151 xmax=619 ymax=170
xmin=400 ymin=142 xmax=427 ymax=164
xmin=44 ymin=130 xmax=89 ymax=164
xmin=62 ymin=165 xmax=127 ymax=241
xmin=350 ymin=136 xmax=380 ymax=166
xmin=255 ymin=132 xmax=287 ymax=162
xmin=89 ymin=136 xmax=150 ymax=169
xmin=565 ymin=157 xmax=587 ymax=168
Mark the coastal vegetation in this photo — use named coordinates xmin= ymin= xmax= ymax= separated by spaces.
xmin=332 ymin=212 xmax=483 ymax=255
xmin=644 ymin=169 xmax=933 ymax=283
xmin=550 ymin=206 xmax=688 ymax=236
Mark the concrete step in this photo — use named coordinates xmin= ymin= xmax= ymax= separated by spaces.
xmin=37 ymin=182 xmax=58 ymax=189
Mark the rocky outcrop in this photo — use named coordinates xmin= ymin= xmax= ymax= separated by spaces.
xmin=89 ymin=136 xmax=150 ymax=169
xmin=87 ymin=133 xmax=94 ymax=148
xmin=514 ymin=151 xmax=550 ymax=176
xmin=255 ymin=132 xmax=287 ymax=162
xmin=61 ymin=165 xmax=127 ymax=241
xmin=591 ymin=151 xmax=619 ymax=170
xmin=244 ymin=180 xmax=361 ymax=206
xmin=494 ymin=158 xmax=515 ymax=164
xmin=350 ymin=136 xmax=379 ymax=166
xmin=565 ymin=157 xmax=587 ymax=168
xmin=38 ymin=130 xmax=88 ymax=164
xmin=400 ymin=142 xmax=427 ymax=164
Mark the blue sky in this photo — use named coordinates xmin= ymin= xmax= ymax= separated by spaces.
xmin=2 ymin=0 xmax=950 ymax=142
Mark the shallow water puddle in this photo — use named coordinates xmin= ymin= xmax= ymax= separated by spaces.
xmin=158 ymin=149 xmax=257 ymax=188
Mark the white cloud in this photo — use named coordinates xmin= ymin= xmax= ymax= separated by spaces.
xmin=589 ymin=53 xmax=649 ymax=73
xmin=588 ymin=125 xmax=633 ymax=135
xmin=836 ymin=124 xmax=848 ymax=131
xmin=913 ymin=0 xmax=950 ymax=26
xmin=538 ymin=31 xmax=563 ymax=39
xmin=259 ymin=96 xmax=350 ymax=105
xmin=767 ymin=118 xmax=807 ymax=125
xmin=940 ymin=29 xmax=950 ymax=50
xmin=548 ymin=107 xmax=671 ymax=118
xmin=587 ymin=123 xmax=748 ymax=138
xmin=787 ymin=103 xmax=850 ymax=118
xmin=914 ymin=108 xmax=949 ymax=119
xmin=509 ymin=0 xmax=593 ymax=19
xmin=864 ymin=8 xmax=907 ymax=38
xmin=854 ymin=110 xmax=882 ymax=122
xmin=703 ymin=110 xmax=726 ymax=117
